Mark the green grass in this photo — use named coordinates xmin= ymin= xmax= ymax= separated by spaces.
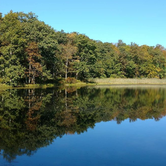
xmin=64 ymin=80 xmax=97 ymax=87
xmin=0 ymin=84 xmax=11 ymax=89
xmin=0 ymin=83 xmax=56 ymax=90
xmin=65 ymin=82 xmax=96 ymax=87
xmin=24 ymin=83 xmax=55 ymax=88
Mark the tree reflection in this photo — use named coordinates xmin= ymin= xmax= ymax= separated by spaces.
xmin=0 ymin=87 xmax=166 ymax=161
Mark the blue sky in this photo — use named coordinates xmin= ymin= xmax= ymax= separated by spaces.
xmin=1 ymin=0 xmax=166 ymax=47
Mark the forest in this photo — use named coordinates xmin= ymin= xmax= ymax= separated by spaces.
xmin=0 ymin=11 xmax=166 ymax=86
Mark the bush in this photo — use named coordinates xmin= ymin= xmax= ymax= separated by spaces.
xmin=65 ymin=77 xmax=77 ymax=84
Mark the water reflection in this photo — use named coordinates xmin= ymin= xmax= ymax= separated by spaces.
xmin=0 ymin=87 xmax=166 ymax=161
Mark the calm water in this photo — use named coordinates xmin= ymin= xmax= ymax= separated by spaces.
xmin=0 ymin=86 xmax=166 ymax=166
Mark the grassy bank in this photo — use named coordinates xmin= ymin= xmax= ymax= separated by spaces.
xmin=24 ymin=84 xmax=55 ymax=89
xmin=1 ymin=78 xmax=166 ymax=90
xmin=88 ymin=78 xmax=166 ymax=85
xmin=0 ymin=83 xmax=56 ymax=90
xmin=65 ymin=82 xmax=96 ymax=87
xmin=0 ymin=84 xmax=11 ymax=90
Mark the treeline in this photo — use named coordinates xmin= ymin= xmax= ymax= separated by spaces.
xmin=0 ymin=11 xmax=166 ymax=86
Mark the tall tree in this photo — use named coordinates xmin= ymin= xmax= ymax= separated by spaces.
xmin=25 ymin=42 xmax=42 ymax=84
xmin=61 ymin=33 xmax=77 ymax=79
xmin=0 ymin=11 xmax=26 ymax=86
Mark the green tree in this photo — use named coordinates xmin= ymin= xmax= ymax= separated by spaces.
xmin=60 ymin=33 xmax=77 ymax=79
xmin=0 ymin=11 xmax=26 ymax=86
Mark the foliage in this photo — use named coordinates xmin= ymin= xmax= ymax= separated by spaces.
xmin=3 ymin=65 xmax=25 ymax=86
xmin=0 ymin=11 xmax=166 ymax=86
xmin=65 ymin=77 xmax=77 ymax=84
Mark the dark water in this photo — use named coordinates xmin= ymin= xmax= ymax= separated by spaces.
xmin=0 ymin=86 xmax=166 ymax=166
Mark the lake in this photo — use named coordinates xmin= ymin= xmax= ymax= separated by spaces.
xmin=0 ymin=86 xmax=166 ymax=166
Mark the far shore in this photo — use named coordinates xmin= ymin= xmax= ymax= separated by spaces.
xmin=65 ymin=78 xmax=166 ymax=87
xmin=91 ymin=84 xmax=166 ymax=89
xmin=88 ymin=78 xmax=166 ymax=85
xmin=0 ymin=83 xmax=56 ymax=90
xmin=0 ymin=78 xmax=166 ymax=90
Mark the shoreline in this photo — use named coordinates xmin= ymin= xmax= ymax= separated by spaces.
xmin=0 ymin=78 xmax=166 ymax=90
xmin=0 ymin=83 xmax=56 ymax=90
xmin=88 ymin=78 xmax=166 ymax=85
xmin=65 ymin=78 xmax=166 ymax=87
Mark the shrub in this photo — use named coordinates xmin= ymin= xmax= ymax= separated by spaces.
xmin=65 ymin=77 xmax=77 ymax=84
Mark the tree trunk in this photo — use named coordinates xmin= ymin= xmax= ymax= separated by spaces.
xmin=29 ymin=63 xmax=31 ymax=84
xmin=32 ymin=69 xmax=35 ymax=84
xmin=76 ymin=72 xmax=78 ymax=80
xmin=65 ymin=57 xmax=68 ymax=79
